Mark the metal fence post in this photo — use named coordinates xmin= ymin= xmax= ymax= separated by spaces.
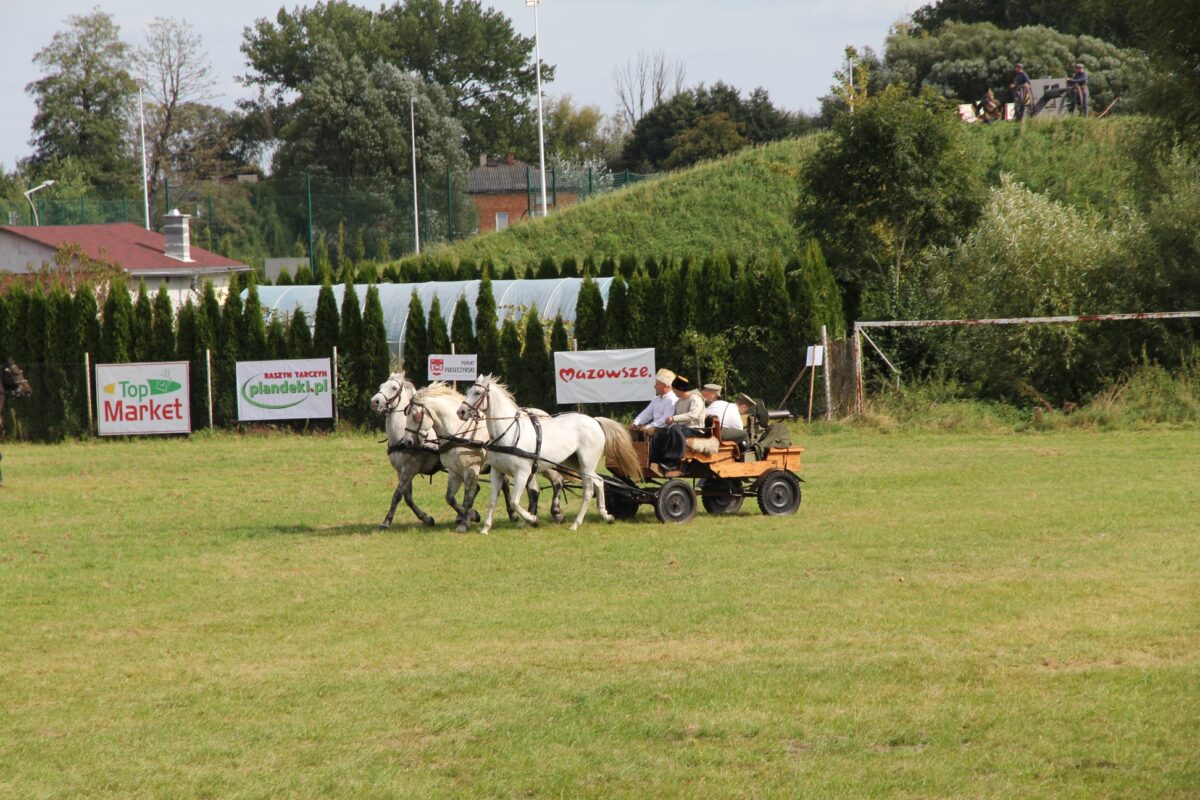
xmin=84 ymin=352 xmax=94 ymax=435
xmin=821 ymin=324 xmax=833 ymax=421
xmin=205 ymin=348 xmax=214 ymax=429
xmin=332 ymin=345 xmax=339 ymax=429
xmin=306 ymin=174 xmax=315 ymax=274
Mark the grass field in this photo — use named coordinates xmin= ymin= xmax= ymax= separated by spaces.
xmin=1 ymin=427 xmax=1197 ymax=798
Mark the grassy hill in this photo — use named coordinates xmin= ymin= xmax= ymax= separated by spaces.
xmin=416 ymin=115 xmax=1160 ymax=270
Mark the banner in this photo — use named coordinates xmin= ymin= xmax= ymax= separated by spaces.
xmin=554 ymin=348 xmax=656 ymax=404
xmin=806 ymin=345 xmax=825 ymax=367
xmin=96 ymin=362 xmax=191 ymax=436
xmin=428 ymin=353 xmax=477 ymax=381
xmin=237 ymin=358 xmax=333 ymax=421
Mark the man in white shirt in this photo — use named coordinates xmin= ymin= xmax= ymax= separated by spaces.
xmin=632 ymin=368 xmax=677 ymax=431
xmin=699 ymin=383 xmax=744 ymax=440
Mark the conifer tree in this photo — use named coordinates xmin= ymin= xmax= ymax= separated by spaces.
xmin=175 ymin=300 xmax=213 ymax=427
xmin=458 ymin=258 xmax=479 ymax=280
xmin=519 ymin=308 xmax=552 ymax=407
xmin=559 ymin=257 xmax=578 ymax=278
xmin=3 ymin=286 xmax=30 ymax=361
xmin=627 ymin=270 xmax=650 ymax=347
xmin=338 ymin=283 xmax=365 ymax=423
xmin=0 ymin=291 xmax=9 ymax=356
xmin=603 ymin=275 xmax=631 ymax=348
xmin=402 ymin=290 xmax=428 ymax=377
xmin=151 ymin=283 xmax=176 ymax=360
xmin=498 ymin=317 xmax=521 ymax=385
xmin=427 ymin=295 xmax=450 ymax=356
xmin=535 ymin=256 xmax=558 ymax=279
xmin=654 ymin=264 xmax=683 ymax=367
xmin=287 ymin=308 xmax=313 ymax=359
xmin=17 ymin=287 xmax=54 ymax=440
xmin=705 ymin=253 xmax=735 ymax=333
xmin=619 ymin=254 xmax=638 ymax=279
xmin=450 ymin=295 xmax=475 ymax=355
xmin=276 ymin=269 xmax=294 ymax=286
xmin=215 ymin=286 xmax=242 ymax=426
xmin=550 ymin=313 xmax=569 ymax=354
xmin=240 ymin=282 xmax=269 ymax=361
xmin=312 ymin=282 xmax=340 ymax=358
xmin=200 ymin=281 xmax=222 ymax=352
xmin=101 ymin=276 xmax=133 ymax=363
xmin=474 ymin=273 xmax=500 ymax=374
xmin=599 ymin=256 xmax=616 ymax=277
xmin=362 ymin=286 xmax=391 ymax=396
xmin=267 ymin=316 xmax=288 ymax=359
xmin=499 ymin=263 xmax=517 ymax=281
xmin=45 ymin=287 xmax=75 ymax=439
xmin=293 ymin=264 xmax=314 ymax=284
xmin=131 ymin=280 xmax=153 ymax=362
xmin=574 ymin=274 xmax=605 ymax=350
xmin=644 ymin=255 xmax=660 ymax=279
xmin=74 ymin=285 xmax=101 ymax=362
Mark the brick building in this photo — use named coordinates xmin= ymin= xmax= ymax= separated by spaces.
xmin=466 ymin=155 xmax=579 ymax=233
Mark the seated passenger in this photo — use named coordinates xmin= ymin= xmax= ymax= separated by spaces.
xmin=631 ymin=368 xmax=677 ymax=432
xmin=648 ymin=375 xmax=705 ymax=469
xmin=700 ymin=383 xmax=745 ymax=443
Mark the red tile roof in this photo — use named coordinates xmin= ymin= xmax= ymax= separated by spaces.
xmin=0 ymin=223 xmax=247 ymax=272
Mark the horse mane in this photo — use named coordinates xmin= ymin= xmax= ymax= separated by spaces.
xmin=413 ymin=381 xmax=463 ymax=404
xmin=477 ymin=374 xmax=517 ymax=407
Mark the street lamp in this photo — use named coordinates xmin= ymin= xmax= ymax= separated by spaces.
xmin=23 ymin=180 xmax=56 ymax=226
xmin=411 ymin=95 xmax=420 ymax=254
xmin=526 ymin=0 xmax=548 ymax=218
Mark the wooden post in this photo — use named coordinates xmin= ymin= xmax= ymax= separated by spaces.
xmin=853 ymin=323 xmax=864 ymax=416
xmin=821 ymin=325 xmax=832 ymax=421
xmin=205 ymin=348 xmax=214 ymax=428
xmin=84 ymin=352 xmax=94 ymax=435
xmin=807 ymin=360 xmax=817 ymax=424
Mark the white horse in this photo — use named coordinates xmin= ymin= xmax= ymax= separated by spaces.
xmin=402 ymin=382 xmax=568 ymax=533
xmin=457 ymin=375 xmax=642 ymax=533
xmin=369 ymin=372 xmax=442 ymax=528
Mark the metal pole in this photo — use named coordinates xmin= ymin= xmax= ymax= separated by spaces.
xmin=332 ymin=345 xmax=340 ymax=429
xmin=84 ymin=352 xmax=94 ymax=435
xmin=139 ymin=87 xmax=150 ymax=229
xmin=853 ymin=323 xmax=864 ymax=416
xmin=411 ymin=97 xmax=420 ymax=254
xmin=821 ymin=324 xmax=832 ymax=421
xmin=446 ymin=168 xmax=453 ymax=242
xmin=530 ymin=0 xmax=548 ymax=218
xmin=306 ymin=174 xmax=315 ymax=274
xmin=205 ymin=348 xmax=214 ymax=428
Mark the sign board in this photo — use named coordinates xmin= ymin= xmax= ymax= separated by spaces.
xmin=95 ymin=361 xmax=191 ymax=436
xmin=236 ymin=358 xmax=333 ymax=421
xmin=428 ymin=353 xmax=477 ymax=381
xmin=554 ymin=348 xmax=656 ymax=404
xmin=806 ymin=345 xmax=825 ymax=367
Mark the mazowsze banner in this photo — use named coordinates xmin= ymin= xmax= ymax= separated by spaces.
xmin=237 ymin=358 xmax=333 ymax=421
xmin=96 ymin=361 xmax=191 ymax=436
xmin=428 ymin=353 xmax=477 ymax=381
xmin=554 ymin=348 xmax=655 ymax=404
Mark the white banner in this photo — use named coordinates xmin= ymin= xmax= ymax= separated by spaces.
xmin=554 ymin=348 xmax=656 ymax=404
xmin=237 ymin=358 xmax=333 ymax=421
xmin=428 ymin=353 xmax=477 ymax=381
xmin=96 ymin=362 xmax=191 ymax=436
xmin=806 ymin=345 xmax=825 ymax=367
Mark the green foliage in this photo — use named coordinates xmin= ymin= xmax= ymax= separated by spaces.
xmin=426 ymin=296 xmax=451 ymax=357
xmin=498 ymin=317 xmax=522 ymax=386
xmin=131 ymin=282 xmax=153 ymax=362
xmin=574 ymin=275 xmax=605 ymax=350
xmin=215 ymin=287 xmax=241 ymax=426
xmin=474 ymin=274 xmax=500 ymax=375
xmin=312 ymin=283 xmax=340 ymax=359
xmin=26 ymin=9 xmax=138 ymax=185
xmin=266 ymin=316 xmax=288 ymax=360
xmin=550 ymin=313 xmax=569 ymax=355
xmin=100 ymin=277 xmax=133 ymax=364
xmin=338 ymin=284 xmax=365 ymax=424
xmin=287 ymin=308 xmax=314 ymax=359
xmin=603 ymin=275 xmax=631 ymax=348
xmin=151 ymin=284 xmax=176 ymax=361
xmin=663 ymin=112 xmax=748 ymax=169
xmin=518 ymin=309 xmax=552 ymax=408
xmin=361 ymin=286 xmax=392 ymax=399
xmin=240 ymin=283 xmax=269 ymax=361
xmin=73 ymin=286 xmax=101 ymax=361
xmin=175 ymin=299 xmax=214 ymax=427
xmin=910 ymin=0 xmax=1142 ymax=48
xmin=402 ymin=290 xmax=428 ymax=377
xmin=797 ymin=85 xmax=984 ymax=311
xmin=449 ymin=295 xmax=475 ymax=355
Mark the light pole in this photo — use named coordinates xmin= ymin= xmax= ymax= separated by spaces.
xmin=23 ymin=180 xmax=56 ymax=226
xmin=526 ymin=0 xmax=548 ymax=218
xmin=411 ymin=95 xmax=420 ymax=254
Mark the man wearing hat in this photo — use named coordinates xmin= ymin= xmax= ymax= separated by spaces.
xmin=1066 ymin=62 xmax=1088 ymax=116
xmin=1009 ymin=63 xmax=1032 ymax=120
xmin=700 ymin=383 xmax=745 ymax=442
xmin=649 ymin=375 xmax=706 ymax=469
xmin=631 ymin=368 xmax=678 ymax=431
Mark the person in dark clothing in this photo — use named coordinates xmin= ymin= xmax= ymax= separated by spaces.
xmin=975 ymin=88 xmax=1002 ymax=123
xmin=1009 ymin=63 xmax=1033 ymax=120
xmin=648 ymin=375 xmax=706 ymax=470
xmin=1066 ymin=63 xmax=1089 ymax=116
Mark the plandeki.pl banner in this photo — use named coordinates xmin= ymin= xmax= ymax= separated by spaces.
xmin=236 ymin=358 xmax=333 ymax=421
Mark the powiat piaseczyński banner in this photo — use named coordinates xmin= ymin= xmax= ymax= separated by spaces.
xmin=553 ymin=348 xmax=656 ymax=404
xmin=236 ymin=358 xmax=333 ymax=421
xmin=95 ymin=361 xmax=191 ymax=435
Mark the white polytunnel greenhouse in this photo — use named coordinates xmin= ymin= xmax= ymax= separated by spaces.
xmin=250 ymin=278 xmax=615 ymax=357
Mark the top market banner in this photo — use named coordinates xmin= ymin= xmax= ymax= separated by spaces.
xmin=96 ymin=361 xmax=191 ymax=436
xmin=237 ymin=358 xmax=333 ymax=421
xmin=554 ymin=348 xmax=656 ymax=404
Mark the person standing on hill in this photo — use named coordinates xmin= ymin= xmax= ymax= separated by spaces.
xmin=1066 ymin=63 xmax=1089 ymax=116
xmin=1010 ymin=63 xmax=1033 ymax=120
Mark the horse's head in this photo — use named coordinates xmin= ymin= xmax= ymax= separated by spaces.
xmin=370 ymin=372 xmax=409 ymax=415
xmin=1 ymin=359 xmax=31 ymax=398
xmin=457 ymin=375 xmax=490 ymax=421
xmin=400 ymin=402 xmax=427 ymax=448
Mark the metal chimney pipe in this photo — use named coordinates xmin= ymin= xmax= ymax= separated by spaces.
xmin=163 ymin=208 xmax=192 ymax=262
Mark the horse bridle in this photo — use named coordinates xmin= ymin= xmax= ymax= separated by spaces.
xmin=376 ymin=378 xmax=408 ymax=416
xmin=461 ymin=378 xmax=490 ymax=420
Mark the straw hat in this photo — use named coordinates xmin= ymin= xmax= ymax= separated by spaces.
xmin=654 ymin=368 xmax=675 ymax=384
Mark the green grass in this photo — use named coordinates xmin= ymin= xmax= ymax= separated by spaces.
xmin=2 ymin=427 xmax=1197 ymax=798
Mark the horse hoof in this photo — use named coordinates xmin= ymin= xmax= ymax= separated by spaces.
xmin=603 ymin=514 xmax=615 ymax=524
xmin=552 ymin=514 xmax=566 ymax=524
xmin=423 ymin=516 xmax=436 ymax=527
xmin=569 ymin=523 xmax=580 ymax=532
xmin=479 ymin=528 xmax=491 ymax=536
xmin=455 ymin=523 xmax=469 ymax=534
xmin=470 ymin=510 xmax=481 ymax=523
xmin=378 ymin=522 xmax=391 ymax=530
xmin=508 ymin=514 xmax=520 ymax=523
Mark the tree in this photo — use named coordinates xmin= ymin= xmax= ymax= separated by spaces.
xmin=402 ymin=290 xmax=428 ymax=376
xmin=613 ymin=50 xmax=686 ymax=131
xmin=603 ymin=275 xmax=631 ymax=348
xmin=550 ymin=313 xmax=569 ymax=355
xmin=450 ymin=294 xmax=475 ymax=355
xmin=151 ymin=283 xmax=176 ymax=360
xmin=241 ymin=0 xmax=549 ymax=159
xmin=362 ymin=286 xmax=392 ymax=399
xmin=1136 ymin=0 xmax=1200 ymax=128
xmin=796 ymin=85 xmax=984 ymax=312
xmin=241 ymin=283 xmax=269 ymax=361
xmin=910 ymin=0 xmax=1141 ymax=48
xmin=426 ymin=296 xmax=450 ymax=356
xmin=175 ymin=299 xmax=214 ymax=425
xmin=574 ymin=274 xmax=605 ymax=350
xmin=519 ymin=309 xmax=551 ymax=408
xmin=287 ymin=308 xmax=314 ymax=359
xmin=312 ymin=282 xmax=340 ymax=358
xmin=338 ymin=283 xmax=365 ymax=422
xmin=543 ymin=95 xmax=610 ymax=163
xmin=474 ymin=273 xmax=500 ymax=374
xmin=130 ymin=281 xmax=153 ymax=362
xmin=26 ymin=10 xmax=138 ymax=185
xmin=498 ymin=317 xmax=522 ymax=385
xmin=662 ymin=113 xmax=748 ymax=169
xmin=215 ymin=286 xmax=242 ymax=425
xmin=74 ymin=285 xmax=102 ymax=361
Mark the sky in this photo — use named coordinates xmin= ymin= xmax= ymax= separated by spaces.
xmin=0 ymin=0 xmax=915 ymax=172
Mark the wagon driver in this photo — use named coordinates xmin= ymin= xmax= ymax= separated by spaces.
xmin=631 ymin=368 xmax=678 ymax=432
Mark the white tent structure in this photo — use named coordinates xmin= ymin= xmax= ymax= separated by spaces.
xmin=253 ymin=278 xmax=614 ymax=356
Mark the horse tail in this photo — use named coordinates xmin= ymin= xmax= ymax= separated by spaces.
xmin=596 ymin=417 xmax=643 ymax=483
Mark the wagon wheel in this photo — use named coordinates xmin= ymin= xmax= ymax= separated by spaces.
xmin=756 ymin=470 xmax=801 ymax=516
xmin=604 ymin=482 xmax=640 ymax=520
xmin=654 ymin=479 xmax=697 ymax=524
xmin=698 ymin=478 xmax=744 ymax=515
